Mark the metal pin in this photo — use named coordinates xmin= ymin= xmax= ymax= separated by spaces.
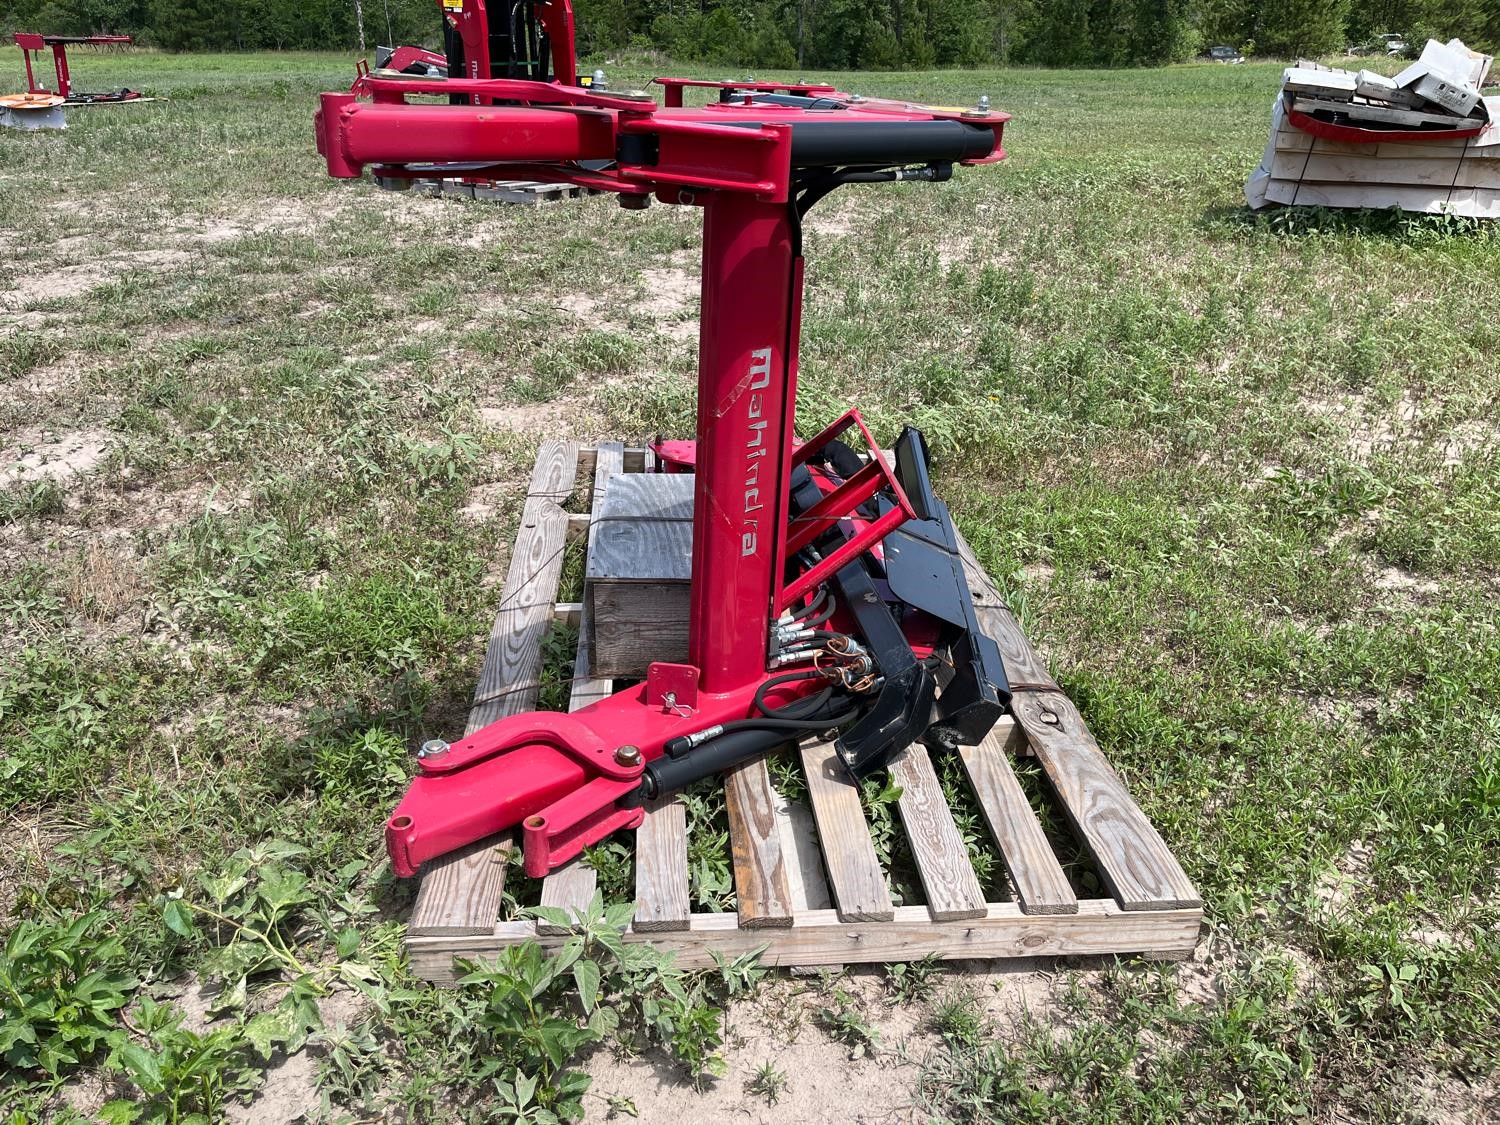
xmin=418 ymin=739 xmax=449 ymax=759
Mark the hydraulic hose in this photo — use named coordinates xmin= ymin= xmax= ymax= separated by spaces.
xmin=639 ymin=702 xmax=861 ymax=801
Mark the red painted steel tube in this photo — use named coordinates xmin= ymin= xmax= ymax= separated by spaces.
xmin=688 ymin=192 xmax=799 ymax=694
xmin=319 ymin=97 xmax=615 ymax=176
xmin=53 ymin=44 xmax=70 ymax=98
xmin=456 ymin=0 xmax=490 ymax=92
xmin=538 ymin=0 xmax=577 ymax=86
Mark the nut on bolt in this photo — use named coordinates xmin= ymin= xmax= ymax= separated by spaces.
xmin=614 ymin=744 xmax=643 ymax=767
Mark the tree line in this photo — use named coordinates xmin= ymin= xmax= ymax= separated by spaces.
xmin=3 ymin=1 xmax=1495 ymax=67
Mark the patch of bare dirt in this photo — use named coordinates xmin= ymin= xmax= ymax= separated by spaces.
xmin=804 ymin=203 xmax=857 ymax=237
xmin=165 ymin=973 xmax=234 ymax=1034
xmin=0 ymin=249 xmax=194 ymax=309
xmin=56 ymin=1071 xmax=120 ymax=1120
xmin=1440 ymin=419 xmax=1498 ymax=467
xmin=227 ymin=1049 xmax=320 ymax=1124
xmin=0 ymin=427 xmax=111 ymax=486
xmin=163 ymin=200 xmax=345 ymax=248
xmin=222 ymin=991 xmax=367 ymax=1125
xmin=1299 ymin=391 xmax=1496 ymax=470
xmin=586 ymin=972 xmax=931 ymax=1124
xmin=637 ymin=266 xmax=699 ymax=341
xmin=0 ymin=309 xmax=59 ymax=337
xmin=1372 ymin=562 xmax=1440 ymax=597
xmin=1406 ymin=1069 xmax=1499 ymax=1124
xmin=554 ymin=292 xmax=601 ymax=318
xmin=477 ymin=398 xmax=596 ymax=436
xmin=1021 ymin=561 xmax=1055 ymax=587
xmin=459 ymin=480 xmax=512 ymax=524
xmin=2 ymin=360 xmax=75 ymax=400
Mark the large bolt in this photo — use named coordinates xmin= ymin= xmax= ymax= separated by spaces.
xmin=614 ymin=745 xmax=643 ymax=767
xmin=418 ymin=739 xmax=449 ymax=759
xmin=592 ymin=68 xmax=608 ymax=91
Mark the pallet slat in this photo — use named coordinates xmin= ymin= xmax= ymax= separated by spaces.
xmin=410 ymin=441 xmax=581 ymax=936
xmin=1012 ymin=692 xmax=1200 ymax=911
xmin=798 ymin=739 xmax=896 ymax=922
xmin=956 ymin=535 xmax=1058 ymax=693
xmin=724 ymin=757 xmax=796 ymax=928
xmin=468 ymin=441 xmax=581 ymax=730
xmin=633 ymin=796 xmax=692 ymax=931
xmin=957 ymin=719 xmax=1078 ymax=916
xmin=1271 ymin=151 xmax=1478 ymax=188
xmin=408 ymin=836 xmax=514 ymax=936
xmin=888 ymin=742 xmax=987 ymax=921
xmin=537 ymin=443 xmax=624 ymax=935
xmin=408 ymin=900 xmax=1202 ymax=980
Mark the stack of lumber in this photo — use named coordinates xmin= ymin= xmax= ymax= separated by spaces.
xmin=1246 ymin=38 xmax=1500 ymax=217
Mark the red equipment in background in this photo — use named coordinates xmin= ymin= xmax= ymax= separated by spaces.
xmin=13 ymin=34 xmax=140 ymax=104
xmin=316 ymin=45 xmax=1014 ymax=881
xmin=441 ymin=0 xmax=576 ymax=89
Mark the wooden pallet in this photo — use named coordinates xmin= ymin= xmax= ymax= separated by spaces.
xmin=405 ymin=441 xmax=1202 ymax=982
xmin=417 ymin=178 xmax=600 ymax=205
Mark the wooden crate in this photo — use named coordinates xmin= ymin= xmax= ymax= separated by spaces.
xmin=586 ymin=472 xmax=693 ymax=678
xmin=405 ymin=440 xmax=1202 ymax=981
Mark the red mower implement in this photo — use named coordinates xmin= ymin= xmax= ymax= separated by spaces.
xmin=13 ymin=33 xmax=140 ymax=105
xmin=316 ymin=10 xmax=1013 ymax=881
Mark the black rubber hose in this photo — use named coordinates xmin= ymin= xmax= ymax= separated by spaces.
xmin=786 ymin=591 xmax=834 ymax=627
xmin=753 ymin=669 xmax=829 ymax=717
xmin=663 ymin=705 xmax=856 ymax=758
xmin=794 ymin=594 xmax=838 ymax=628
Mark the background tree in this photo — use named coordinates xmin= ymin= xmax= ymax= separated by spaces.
xmin=0 ymin=0 xmax=1494 ymax=67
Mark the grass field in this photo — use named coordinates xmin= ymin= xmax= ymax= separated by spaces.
xmin=2 ymin=46 xmax=1498 ymax=1123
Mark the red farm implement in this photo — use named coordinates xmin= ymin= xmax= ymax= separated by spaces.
xmin=12 ymin=33 xmax=140 ymax=105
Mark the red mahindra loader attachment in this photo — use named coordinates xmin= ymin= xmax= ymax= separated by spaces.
xmin=316 ymin=5 xmax=1014 ymax=880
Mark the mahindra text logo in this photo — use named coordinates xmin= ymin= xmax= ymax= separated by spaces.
xmin=741 ymin=347 xmax=772 ymax=557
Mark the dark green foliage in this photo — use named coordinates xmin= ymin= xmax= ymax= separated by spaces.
xmin=10 ymin=0 xmax=1483 ymax=69
xmin=0 ymin=912 xmax=136 ymax=1080
xmin=1253 ymin=0 xmax=1350 ymax=57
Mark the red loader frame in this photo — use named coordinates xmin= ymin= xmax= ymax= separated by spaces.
xmin=14 ymin=34 xmax=139 ymax=104
xmin=316 ymin=64 xmax=1011 ymax=881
